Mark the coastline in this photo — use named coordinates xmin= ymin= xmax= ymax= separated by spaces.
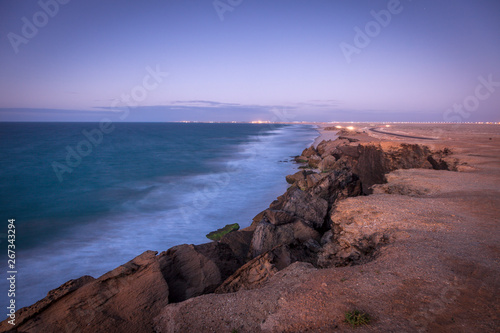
xmin=2 ymin=123 xmax=499 ymax=332
xmin=0 ymin=123 xmax=318 ymax=312
xmin=312 ymin=124 xmax=339 ymax=147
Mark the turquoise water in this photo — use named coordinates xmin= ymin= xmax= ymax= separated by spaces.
xmin=0 ymin=122 xmax=317 ymax=309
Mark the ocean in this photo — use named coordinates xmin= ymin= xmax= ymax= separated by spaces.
xmin=0 ymin=122 xmax=318 ymax=310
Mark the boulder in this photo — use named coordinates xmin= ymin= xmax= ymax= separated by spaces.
xmin=318 ymin=155 xmax=337 ymax=172
xmin=264 ymin=209 xmax=296 ymax=225
xmin=163 ymin=242 xmax=241 ymax=302
xmin=249 ymin=219 xmax=320 ymax=258
xmin=331 ymin=155 xmax=355 ymax=171
xmin=285 ymin=170 xmax=307 ymax=185
xmin=285 ymin=170 xmax=323 ymax=190
xmin=338 ymin=144 xmax=361 ymax=158
xmin=251 ymin=210 xmax=266 ymax=228
xmin=215 ymin=245 xmax=292 ymax=293
xmin=338 ymin=136 xmax=360 ymax=143
xmin=270 ymin=187 xmax=328 ymax=229
xmin=220 ymin=228 xmax=255 ymax=260
xmin=307 ymin=155 xmax=322 ymax=168
xmin=218 ymin=239 xmax=321 ymax=295
xmin=294 ymin=155 xmax=309 ymax=163
xmin=249 ymin=221 xmax=293 ymax=258
xmin=307 ymin=169 xmax=362 ymax=205
xmin=317 ymin=203 xmax=390 ymax=268
xmin=305 ymin=172 xmax=326 ymax=189
xmin=301 ymin=146 xmax=318 ymax=158
xmin=3 ymin=251 xmax=170 ymax=333
xmin=316 ymin=140 xmax=338 ymax=157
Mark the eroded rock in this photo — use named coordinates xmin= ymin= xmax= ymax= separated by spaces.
xmin=215 ymin=245 xmax=291 ymax=293
xmin=269 ymin=187 xmax=328 ymax=229
xmin=318 ymin=155 xmax=337 ymax=172
xmin=307 ymin=169 xmax=362 ymax=206
xmin=317 ymin=203 xmax=390 ymax=267
xmin=307 ymin=155 xmax=322 ymax=168
xmin=249 ymin=219 xmax=320 ymax=258
xmin=316 ymin=140 xmax=337 ymax=157
xmin=163 ymin=242 xmax=241 ymax=302
xmin=2 ymin=251 xmax=169 ymax=333
xmin=301 ymin=146 xmax=318 ymax=158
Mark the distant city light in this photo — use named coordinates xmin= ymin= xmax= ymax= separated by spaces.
xmin=346 ymin=126 xmax=355 ymax=130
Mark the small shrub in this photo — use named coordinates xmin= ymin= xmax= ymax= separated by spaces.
xmin=344 ymin=310 xmax=371 ymax=327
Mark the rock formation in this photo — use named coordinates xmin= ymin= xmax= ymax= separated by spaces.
xmin=1 ymin=251 xmax=169 ymax=333
xmin=1 ymin=131 xmax=460 ymax=333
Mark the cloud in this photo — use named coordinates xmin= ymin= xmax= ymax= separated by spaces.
xmin=93 ymin=100 xmax=290 ymax=114
xmin=0 ymin=108 xmax=111 ymax=115
xmin=295 ymin=100 xmax=341 ymax=108
xmin=86 ymin=101 xmax=299 ymax=122
xmin=0 ymin=108 xmax=119 ymax=122
xmin=169 ymin=100 xmax=243 ymax=108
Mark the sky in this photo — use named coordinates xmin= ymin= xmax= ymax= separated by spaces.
xmin=0 ymin=0 xmax=499 ymax=122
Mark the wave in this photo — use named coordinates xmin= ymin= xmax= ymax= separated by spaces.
xmin=1 ymin=124 xmax=318 ymax=309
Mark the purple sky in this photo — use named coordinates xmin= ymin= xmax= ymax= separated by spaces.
xmin=0 ymin=0 xmax=499 ymax=122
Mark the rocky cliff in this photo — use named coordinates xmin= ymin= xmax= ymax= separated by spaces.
xmin=0 ymin=132 xmax=459 ymax=333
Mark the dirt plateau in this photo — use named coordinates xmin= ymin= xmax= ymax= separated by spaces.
xmin=2 ymin=124 xmax=499 ymax=333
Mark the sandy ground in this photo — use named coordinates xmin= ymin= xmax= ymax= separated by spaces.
xmin=312 ymin=127 xmax=340 ymax=147
xmin=155 ymin=123 xmax=500 ymax=333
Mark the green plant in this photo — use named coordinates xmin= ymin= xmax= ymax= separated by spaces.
xmin=206 ymin=223 xmax=240 ymax=241
xmin=231 ymin=329 xmax=239 ymax=333
xmin=344 ymin=310 xmax=371 ymax=327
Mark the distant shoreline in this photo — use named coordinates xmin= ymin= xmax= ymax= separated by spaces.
xmin=312 ymin=125 xmax=339 ymax=148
